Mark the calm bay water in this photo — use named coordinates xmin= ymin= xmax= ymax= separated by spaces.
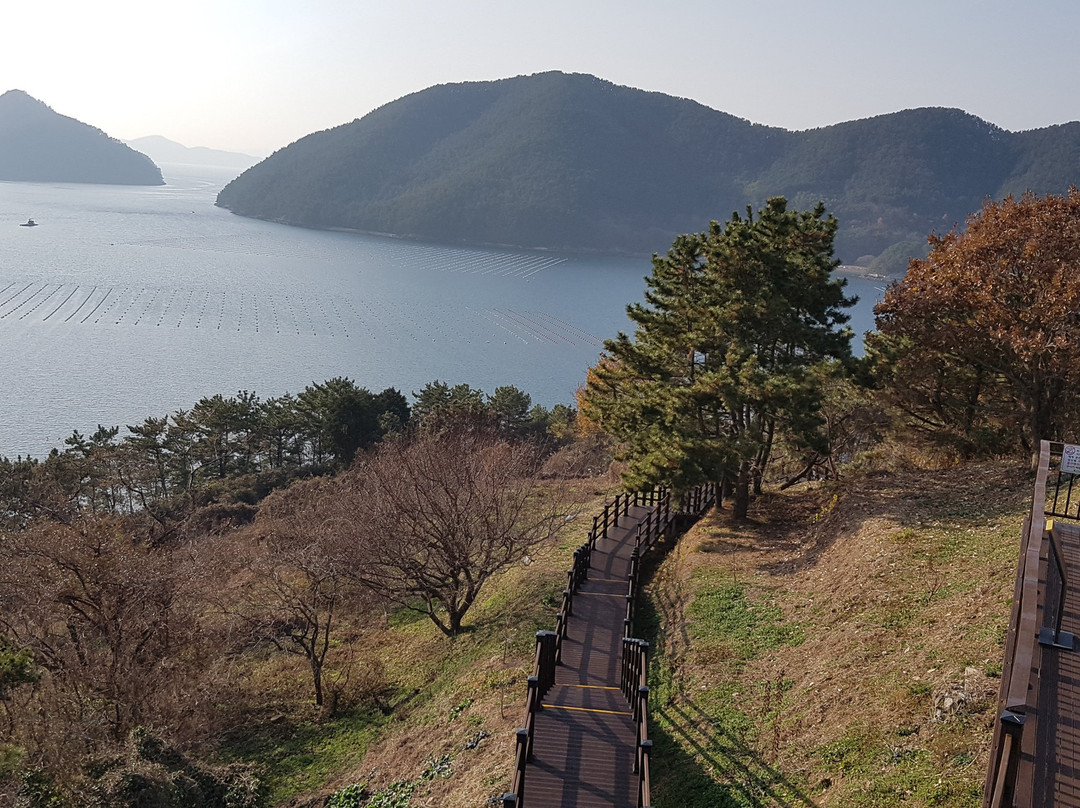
xmin=0 ymin=165 xmax=884 ymax=459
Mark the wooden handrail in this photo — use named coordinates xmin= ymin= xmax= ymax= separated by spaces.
xmin=983 ymin=440 xmax=1076 ymax=807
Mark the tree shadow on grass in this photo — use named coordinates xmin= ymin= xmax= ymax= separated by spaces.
xmin=218 ymin=708 xmax=386 ymax=801
xmin=652 ymin=699 xmax=820 ymax=808
xmin=633 ymin=536 xmax=820 ymax=807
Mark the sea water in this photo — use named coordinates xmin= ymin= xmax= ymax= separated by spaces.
xmin=0 ymin=165 xmax=884 ymax=459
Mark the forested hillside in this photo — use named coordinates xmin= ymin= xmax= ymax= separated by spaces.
xmin=216 ymin=72 xmax=1080 ymax=261
xmin=0 ymin=90 xmax=163 ymax=185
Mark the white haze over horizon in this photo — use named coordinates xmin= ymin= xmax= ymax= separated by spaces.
xmin=1 ymin=0 xmax=1077 ymax=157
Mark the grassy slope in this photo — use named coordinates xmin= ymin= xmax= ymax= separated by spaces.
xmin=234 ymin=460 xmax=1029 ymax=807
xmin=216 ymin=481 xmax=614 ymax=807
xmin=641 ymin=460 xmax=1029 ymax=807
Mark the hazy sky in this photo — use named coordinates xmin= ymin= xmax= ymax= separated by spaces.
xmin=2 ymin=0 xmax=1076 ymax=156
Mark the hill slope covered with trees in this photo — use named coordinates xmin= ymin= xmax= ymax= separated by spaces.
xmin=0 ymin=90 xmax=163 ymax=185
xmin=215 ymin=72 xmax=1080 ymax=261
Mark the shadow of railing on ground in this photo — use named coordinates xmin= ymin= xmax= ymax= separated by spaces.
xmin=653 ymin=700 xmax=820 ymax=808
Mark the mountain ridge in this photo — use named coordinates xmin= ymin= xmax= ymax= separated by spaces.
xmin=215 ymin=72 xmax=1080 ymax=260
xmin=0 ymin=90 xmax=163 ymax=186
xmin=125 ymin=135 xmax=258 ymax=170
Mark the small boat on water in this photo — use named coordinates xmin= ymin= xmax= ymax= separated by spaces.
xmin=19 ymin=218 xmax=37 ymax=227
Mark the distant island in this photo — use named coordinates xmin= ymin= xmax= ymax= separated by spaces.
xmin=126 ymin=135 xmax=258 ymax=170
xmin=216 ymin=71 xmax=1080 ymax=266
xmin=0 ymin=90 xmax=163 ymax=186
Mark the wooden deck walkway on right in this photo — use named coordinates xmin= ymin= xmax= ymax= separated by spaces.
xmin=986 ymin=441 xmax=1080 ymax=806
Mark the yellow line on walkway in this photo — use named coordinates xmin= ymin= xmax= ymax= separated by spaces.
xmin=587 ymin=578 xmax=625 ymax=583
xmin=552 ymin=684 xmax=620 ymax=690
xmin=575 ymin=592 xmax=626 ymax=597
xmin=542 ymin=704 xmax=631 ymax=715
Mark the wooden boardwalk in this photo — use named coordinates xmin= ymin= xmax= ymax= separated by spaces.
xmin=503 ymin=486 xmax=716 ymax=808
xmin=986 ymin=442 xmax=1080 ymax=806
xmin=1031 ymin=522 xmax=1080 ymax=807
xmin=521 ymin=505 xmax=650 ymax=808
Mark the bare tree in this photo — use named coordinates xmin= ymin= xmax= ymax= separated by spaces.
xmin=0 ymin=516 xmax=198 ymax=757
xmin=231 ymin=477 xmax=361 ymax=707
xmin=343 ymin=422 xmax=567 ymax=635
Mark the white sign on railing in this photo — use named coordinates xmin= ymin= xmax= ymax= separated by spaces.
xmin=1062 ymin=443 xmax=1080 ymax=475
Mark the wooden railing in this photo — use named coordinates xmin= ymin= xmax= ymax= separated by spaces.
xmin=503 ymin=482 xmax=718 ymax=807
xmin=622 ymin=638 xmax=652 ymax=808
xmin=983 ymin=441 xmax=1077 ymax=807
xmin=591 ymin=491 xmax=633 ymax=543
xmin=506 ymin=629 xmax=557 ymax=806
xmin=554 ymin=539 xmax=593 ymax=663
xmin=621 ymin=482 xmax=716 ymax=807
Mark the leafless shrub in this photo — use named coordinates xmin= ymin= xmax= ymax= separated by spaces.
xmin=539 ymin=434 xmax=613 ymax=479
xmin=340 ymin=422 xmax=567 ymax=635
xmin=222 ymin=476 xmax=374 ymax=708
xmin=0 ymin=516 xmax=204 ymax=772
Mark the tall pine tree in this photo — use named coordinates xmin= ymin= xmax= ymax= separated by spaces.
xmin=583 ymin=198 xmax=854 ymax=517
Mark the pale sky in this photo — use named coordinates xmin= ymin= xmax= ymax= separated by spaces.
xmin=1 ymin=0 xmax=1076 ymax=157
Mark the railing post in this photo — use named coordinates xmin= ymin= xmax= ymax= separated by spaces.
xmin=536 ymin=630 xmax=557 ymax=696
xmin=603 ymin=503 xmax=610 ymax=538
xmin=635 ymin=684 xmax=649 ymax=722
xmin=501 ymin=793 xmax=518 ymax=808
xmin=988 ymin=710 xmax=1025 ymax=808
xmin=638 ymin=739 xmax=653 ymax=806
xmin=533 ymin=630 xmax=545 ymax=676
xmin=515 ymin=727 xmax=529 ymax=799
xmin=630 ymin=640 xmax=640 ymax=700
xmin=526 ymin=676 xmax=539 ymax=758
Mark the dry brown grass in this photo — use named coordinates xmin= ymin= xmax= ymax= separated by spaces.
xmin=645 ymin=460 xmax=1030 ymax=806
xmin=256 ymin=460 xmax=1029 ymax=807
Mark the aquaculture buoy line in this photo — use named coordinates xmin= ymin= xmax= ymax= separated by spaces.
xmin=531 ymin=310 xmax=605 ymax=347
xmin=362 ymin=239 xmax=567 ymax=279
xmin=0 ymin=282 xmax=35 ymax=314
xmin=64 ymin=287 xmax=97 ymax=323
xmin=118 ymin=232 xmax=568 ymax=279
xmin=0 ymin=276 xmax=602 ymax=351
xmin=80 ymin=288 xmax=113 ymax=324
xmin=43 ymin=285 xmax=81 ymax=322
xmin=15 ymin=284 xmax=62 ymax=321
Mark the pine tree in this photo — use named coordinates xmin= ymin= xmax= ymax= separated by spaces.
xmin=583 ymin=198 xmax=854 ymax=517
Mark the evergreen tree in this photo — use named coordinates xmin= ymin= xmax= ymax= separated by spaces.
xmin=411 ymin=380 xmax=488 ymax=425
xmin=583 ymin=198 xmax=854 ymax=517
xmin=488 ymin=385 xmax=532 ymax=437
